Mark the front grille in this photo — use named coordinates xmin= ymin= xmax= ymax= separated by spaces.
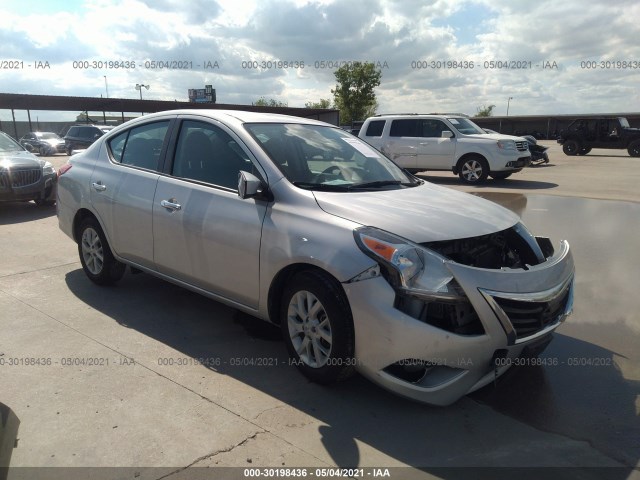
xmin=0 ymin=168 xmax=42 ymax=188
xmin=492 ymin=285 xmax=571 ymax=340
xmin=515 ymin=141 xmax=528 ymax=151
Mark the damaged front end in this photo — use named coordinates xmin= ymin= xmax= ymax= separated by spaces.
xmin=348 ymin=223 xmax=574 ymax=405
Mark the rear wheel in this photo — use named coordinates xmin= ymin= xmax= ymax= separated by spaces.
xmin=38 ymin=146 xmax=47 ymax=156
xmin=281 ymin=270 xmax=355 ymax=384
xmin=34 ymin=198 xmax=55 ymax=207
xmin=562 ymin=140 xmax=580 ymax=156
xmin=78 ymin=217 xmax=126 ymax=285
xmin=458 ymin=156 xmax=489 ymax=184
xmin=578 ymin=147 xmax=591 ymax=155
xmin=490 ymin=172 xmax=512 ymax=180
xmin=628 ymin=141 xmax=640 ymax=157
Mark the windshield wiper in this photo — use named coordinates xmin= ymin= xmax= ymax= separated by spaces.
xmin=349 ymin=180 xmax=415 ymax=190
xmin=292 ymin=181 xmax=352 ymax=191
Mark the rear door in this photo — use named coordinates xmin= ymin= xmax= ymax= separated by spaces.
xmin=90 ymin=119 xmax=173 ymax=269
xmin=384 ymin=119 xmax=419 ymax=169
xmin=152 ymin=117 xmax=268 ymax=308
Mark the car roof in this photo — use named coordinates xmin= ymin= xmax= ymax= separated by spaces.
xmin=367 ymin=114 xmax=467 ymax=120
xmin=125 ymin=109 xmax=332 ymax=126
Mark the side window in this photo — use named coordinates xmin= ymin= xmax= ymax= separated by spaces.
xmin=390 ymin=119 xmax=419 ymax=137
xmin=171 ymin=120 xmax=250 ymax=190
xmin=67 ymin=127 xmax=78 ymax=137
xmin=120 ymin=121 xmax=169 ymax=170
xmin=108 ymin=131 xmax=129 ymax=163
xmin=365 ymin=120 xmax=385 ymax=137
xmin=107 ymin=121 xmax=168 ymax=169
xmin=421 ymin=120 xmax=450 ymax=138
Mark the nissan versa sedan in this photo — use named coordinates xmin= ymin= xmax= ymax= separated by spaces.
xmin=0 ymin=131 xmax=57 ymax=206
xmin=56 ymin=110 xmax=575 ymax=405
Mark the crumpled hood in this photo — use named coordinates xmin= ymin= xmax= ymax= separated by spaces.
xmin=313 ymin=182 xmax=519 ymax=242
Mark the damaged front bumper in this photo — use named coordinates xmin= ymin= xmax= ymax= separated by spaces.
xmin=344 ymin=239 xmax=574 ymax=406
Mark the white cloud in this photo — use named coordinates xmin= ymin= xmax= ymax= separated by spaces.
xmin=0 ymin=0 xmax=639 ymax=120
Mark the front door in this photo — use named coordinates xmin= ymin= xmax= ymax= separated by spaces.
xmin=152 ymin=118 xmax=267 ymax=308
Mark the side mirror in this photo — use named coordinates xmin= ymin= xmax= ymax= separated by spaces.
xmin=441 ymin=130 xmax=453 ymax=138
xmin=238 ymin=171 xmax=264 ymax=199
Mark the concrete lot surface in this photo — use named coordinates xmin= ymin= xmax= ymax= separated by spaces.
xmin=1 ymin=144 xmax=639 ymax=479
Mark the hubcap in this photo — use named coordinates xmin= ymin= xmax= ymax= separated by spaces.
xmin=287 ymin=290 xmax=332 ymax=368
xmin=81 ymin=227 xmax=104 ymax=275
xmin=462 ymin=160 xmax=482 ymax=181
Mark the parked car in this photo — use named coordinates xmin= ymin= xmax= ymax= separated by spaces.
xmin=57 ymin=110 xmax=574 ymax=405
xmin=358 ymin=114 xmax=531 ymax=184
xmin=483 ymin=129 xmax=549 ymax=165
xmin=0 ymin=131 xmax=57 ymax=206
xmin=19 ymin=131 xmax=66 ymax=156
xmin=63 ymin=124 xmax=114 ymax=155
xmin=557 ymin=117 xmax=640 ymax=157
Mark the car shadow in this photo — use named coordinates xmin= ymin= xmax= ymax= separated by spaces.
xmin=0 ymin=202 xmax=56 ymax=225
xmin=0 ymin=402 xmax=20 ymax=477
xmin=63 ymin=269 xmax=638 ymax=478
xmin=420 ymin=175 xmax=559 ymax=190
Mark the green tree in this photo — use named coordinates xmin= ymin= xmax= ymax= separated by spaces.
xmin=253 ymin=97 xmax=288 ymax=107
xmin=305 ymin=98 xmax=333 ymax=109
xmin=331 ymin=62 xmax=382 ymax=125
xmin=475 ymin=104 xmax=496 ymax=117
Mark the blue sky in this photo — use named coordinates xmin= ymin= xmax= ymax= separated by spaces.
xmin=1 ymin=0 xmax=639 ymax=121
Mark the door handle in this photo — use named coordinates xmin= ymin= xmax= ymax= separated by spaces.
xmin=160 ymin=199 xmax=182 ymax=211
xmin=92 ymin=182 xmax=107 ymax=192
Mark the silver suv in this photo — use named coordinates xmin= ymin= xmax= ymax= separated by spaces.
xmin=359 ymin=114 xmax=531 ymax=184
xmin=57 ymin=110 xmax=574 ymax=405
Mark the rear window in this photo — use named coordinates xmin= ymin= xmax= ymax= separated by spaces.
xmin=364 ymin=120 xmax=385 ymax=137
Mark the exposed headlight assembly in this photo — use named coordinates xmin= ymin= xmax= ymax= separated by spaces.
xmin=352 ymin=226 xmax=463 ymax=301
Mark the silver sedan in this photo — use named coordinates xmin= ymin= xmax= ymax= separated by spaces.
xmin=56 ymin=110 xmax=574 ymax=405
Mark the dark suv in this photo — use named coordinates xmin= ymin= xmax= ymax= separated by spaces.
xmin=557 ymin=117 xmax=640 ymax=157
xmin=64 ymin=125 xmax=114 ymax=155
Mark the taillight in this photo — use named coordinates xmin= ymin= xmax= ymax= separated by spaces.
xmin=58 ymin=163 xmax=72 ymax=176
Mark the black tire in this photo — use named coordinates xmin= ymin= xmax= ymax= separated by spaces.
xmin=38 ymin=146 xmax=47 ymax=156
xmin=562 ymin=140 xmax=580 ymax=156
xmin=490 ymin=172 xmax=512 ymax=180
xmin=281 ymin=270 xmax=355 ymax=384
xmin=578 ymin=147 xmax=591 ymax=155
xmin=77 ymin=217 xmax=126 ymax=285
xmin=34 ymin=198 xmax=55 ymax=207
xmin=66 ymin=145 xmax=73 ymax=156
xmin=628 ymin=141 xmax=640 ymax=157
xmin=458 ymin=156 xmax=489 ymax=184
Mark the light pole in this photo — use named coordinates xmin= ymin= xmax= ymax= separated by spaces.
xmin=506 ymin=96 xmax=513 ymax=116
xmin=135 ymin=84 xmax=150 ymax=115
xmin=104 ymin=76 xmax=109 ymax=98
xmin=135 ymin=83 xmax=149 ymax=100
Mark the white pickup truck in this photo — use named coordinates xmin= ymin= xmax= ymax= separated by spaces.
xmin=358 ymin=114 xmax=531 ymax=184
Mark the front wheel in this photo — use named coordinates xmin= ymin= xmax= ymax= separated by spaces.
xmin=281 ymin=270 xmax=355 ymax=384
xmin=628 ymin=141 xmax=640 ymax=157
xmin=458 ymin=156 xmax=489 ymax=184
xmin=78 ymin=217 xmax=126 ymax=285
xmin=562 ymin=140 xmax=580 ymax=156
xmin=490 ymin=172 xmax=512 ymax=180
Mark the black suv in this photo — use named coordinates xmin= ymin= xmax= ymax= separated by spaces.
xmin=557 ymin=117 xmax=640 ymax=157
xmin=64 ymin=125 xmax=114 ymax=155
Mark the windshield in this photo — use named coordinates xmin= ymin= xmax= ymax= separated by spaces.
xmin=618 ymin=118 xmax=630 ymax=128
xmin=245 ymin=123 xmax=418 ymax=191
xmin=447 ymin=117 xmax=485 ymax=135
xmin=0 ymin=133 xmax=24 ymax=153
